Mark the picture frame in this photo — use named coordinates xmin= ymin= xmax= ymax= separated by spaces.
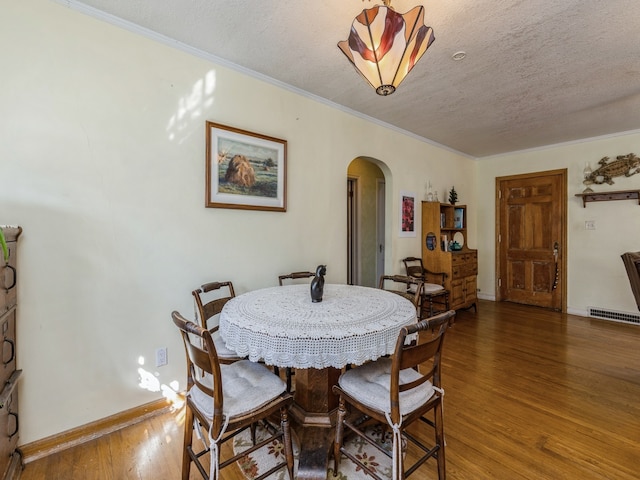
xmin=399 ymin=191 xmax=417 ymax=237
xmin=454 ymin=207 xmax=464 ymax=229
xmin=206 ymin=121 xmax=287 ymax=212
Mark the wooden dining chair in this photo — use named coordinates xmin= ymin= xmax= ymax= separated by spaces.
xmin=172 ymin=311 xmax=295 ymax=480
xmin=276 ymin=270 xmax=315 ymax=392
xmin=378 ymin=274 xmax=424 ymax=315
xmin=332 ymin=309 xmax=456 ymax=480
xmin=621 ymin=251 xmax=640 ymax=311
xmin=278 ymin=270 xmax=315 ymax=286
xmin=275 ymin=271 xmax=316 ymax=392
xmin=402 ymin=257 xmax=450 ymax=319
xmin=192 ymin=281 xmax=245 ymax=364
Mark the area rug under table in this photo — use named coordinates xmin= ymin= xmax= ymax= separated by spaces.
xmin=233 ymin=422 xmax=397 ymax=480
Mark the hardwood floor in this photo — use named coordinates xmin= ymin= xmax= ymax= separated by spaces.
xmin=19 ymin=300 xmax=640 ymax=479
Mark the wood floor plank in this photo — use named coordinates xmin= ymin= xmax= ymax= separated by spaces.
xmin=19 ymin=300 xmax=640 ymax=479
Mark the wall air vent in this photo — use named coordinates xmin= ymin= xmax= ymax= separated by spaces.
xmin=588 ymin=307 xmax=640 ymax=325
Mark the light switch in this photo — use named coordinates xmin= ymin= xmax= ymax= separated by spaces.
xmin=585 ymin=220 xmax=595 ymax=230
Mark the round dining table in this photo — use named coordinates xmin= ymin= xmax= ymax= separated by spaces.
xmin=220 ymin=283 xmax=417 ymax=369
xmin=219 ymin=283 xmax=416 ymax=480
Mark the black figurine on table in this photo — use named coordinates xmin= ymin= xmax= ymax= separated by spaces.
xmin=310 ymin=265 xmax=326 ymax=303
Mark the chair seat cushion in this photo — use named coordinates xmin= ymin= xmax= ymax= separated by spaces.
xmin=422 ymin=283 xmax=445 ymax=294
xmin=408 ymin=283 xmax=445 ymax=294
xmin=212 ymin=331 xmax=243 ymax=359
xmin=190 ymin=360 xmax=286 ymax=419
xmin=338 ymin=357 xmax=435 ymax=416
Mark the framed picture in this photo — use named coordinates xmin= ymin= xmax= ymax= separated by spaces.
xmin=454 ymin=207 xmax=464 ymax=229
xmin=399 ymin=191 xmax=417 ymax=237
xmin=206 ymin=121 xmax=287 ymax=212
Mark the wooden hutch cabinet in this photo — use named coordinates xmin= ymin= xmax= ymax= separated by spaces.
xmin=0 ymin=226 xmax=22 ymax=479
xmin=421 ymin=203 xmax=477 ymax=311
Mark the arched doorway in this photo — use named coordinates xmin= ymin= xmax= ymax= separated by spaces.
xmin=347 ymin=158 xmax=386 ymax=287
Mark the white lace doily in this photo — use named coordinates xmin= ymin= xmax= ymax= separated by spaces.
xmin=219 ymin=284 xmax=416 ymax=369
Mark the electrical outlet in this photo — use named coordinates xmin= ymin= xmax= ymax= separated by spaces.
xmin=156 ymin=347 xmax=168 ymax=367
xmin=585 ymin=220 xmax=596 ymax=230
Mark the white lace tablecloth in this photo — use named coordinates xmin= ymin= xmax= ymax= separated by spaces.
xmin=219 ymin=284 xmax=416 ymax=369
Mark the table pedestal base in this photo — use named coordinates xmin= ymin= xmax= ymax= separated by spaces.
xmin=290 ymin=367 xmax=341 ymax=480
xmin=291 ymin=422 xmax=335 ymax=480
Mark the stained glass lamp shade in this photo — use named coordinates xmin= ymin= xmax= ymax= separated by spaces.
xmin=338 ymin=4 xmax=435 ymax=96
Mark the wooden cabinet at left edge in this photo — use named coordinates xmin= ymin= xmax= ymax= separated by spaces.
xmin=0 ymin=226 xmax=22 ymax=479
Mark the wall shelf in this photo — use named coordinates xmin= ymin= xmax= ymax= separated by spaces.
xmin=575 ymin=189 xmax=640 ymax=207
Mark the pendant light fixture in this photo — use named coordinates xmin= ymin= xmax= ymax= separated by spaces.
xmin=338 ymin=1 xmax=435 ymax=96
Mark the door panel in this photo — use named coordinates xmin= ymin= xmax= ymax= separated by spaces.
xmin=347 ymin=178 xmax=358 ymax=285
xmin=451 ymin=279 xmax=464 ymax=307
xmin=498 ymin=170 xmax=566 ymax=311
xmin=376 ymin=180 xmax=385 ymax=284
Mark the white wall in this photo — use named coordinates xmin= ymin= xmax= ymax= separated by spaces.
xmin=476 ymin=132 xmax=640 ymax=314
xmin=1 ymin=0 xmax=473 ymax=444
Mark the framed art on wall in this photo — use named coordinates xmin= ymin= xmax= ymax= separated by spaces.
xmin=399 ymin=190 xmax=417 ymax=237
xmin=205 ymin=121 xmax=287 ymax=212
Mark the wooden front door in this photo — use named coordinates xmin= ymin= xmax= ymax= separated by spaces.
xmin=497 ymin=170 xmax=566 ymax=311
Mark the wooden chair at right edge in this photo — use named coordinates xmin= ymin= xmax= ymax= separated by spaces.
xmin=621 ymin=251 xmax=640 ymax=311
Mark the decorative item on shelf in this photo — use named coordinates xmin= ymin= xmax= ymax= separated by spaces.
xmin=310 ymin=265 xmax=326 ymax=303
xmin=433 ymin=190 xmax=439 ymax=203
xmin=453 ymin=231 xmax=465 ymax=248
xmin=453 ymin=207 xmax=464 ymax=228
xmin=440 ymin=234 xmax=448 ymax=251
xmin=582 ymin=162 xmax=594 ymax=193
xmin=425 ymin=181 xmax=434 ymax=202
xmin=583 ymin=153 xmax=640 ymax=186
xmin=450 ymin=241 xmax=462 ymax=251
xmin=448 ymin=186 xmax=458 ymax=205
xmin=426 ymin=232 xmax=437 ymax=251
xmin=337 ymin=0 xmax=435 ymax=96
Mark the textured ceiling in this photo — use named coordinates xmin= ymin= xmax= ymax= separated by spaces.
xmin=65 ymin=0 xmax=640 ymax=158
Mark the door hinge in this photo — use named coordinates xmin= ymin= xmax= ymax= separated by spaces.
xmin=498 ymin=278 xmax=502 ymax=287
xmin=498 ymin=233 xmax=501 ymax=243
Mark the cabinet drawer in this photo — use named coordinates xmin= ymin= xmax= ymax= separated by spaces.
xmin=452 ymin=252 xmax=477 ymax=265
xmin=452 ymin=266 xmax=477 ymax=279
xmin=451 ymin=253 xmax=466 ymax=265
xmin=0 ymin=312 xmax=16 ymax=386
xmin=0 ymin=387 xmax=19 ymax=477
xmin=0 ymin=240 xmax=18 ymax=312
xmin=460 ymin=264 xmax=478 ymax=277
